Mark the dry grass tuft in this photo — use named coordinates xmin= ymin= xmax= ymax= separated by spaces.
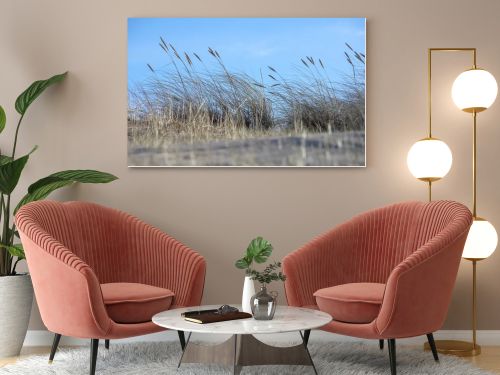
xmin=128 ymin=40 xmax=365 ymax=146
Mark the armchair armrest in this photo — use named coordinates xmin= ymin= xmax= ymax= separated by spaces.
xmin=376 ymin=227 xmax=470 ymax=338
xmin=17 ymin=230 xmax=111 ymax=339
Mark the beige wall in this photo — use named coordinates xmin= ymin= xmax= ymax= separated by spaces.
xmin=2 ymin=0 xmax=500 ymax=331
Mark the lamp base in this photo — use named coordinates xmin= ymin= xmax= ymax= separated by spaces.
xmin=423 ymin=340 xmax=481 ymax=357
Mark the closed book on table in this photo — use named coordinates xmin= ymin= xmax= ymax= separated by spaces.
xmin=183 ymin=311 xmax=252 ymax=324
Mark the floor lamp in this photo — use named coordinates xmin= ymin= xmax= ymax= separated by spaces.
xmin=407 ymin=48 xmax=498 ymax=357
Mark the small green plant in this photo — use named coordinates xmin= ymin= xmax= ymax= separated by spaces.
xmin=0 ymin=72 xmax=118 ymax=276
xmin=235 ymin=237 xmax=286 ymax=284
xmin=248 ymin=261 xmax=286 ymax=285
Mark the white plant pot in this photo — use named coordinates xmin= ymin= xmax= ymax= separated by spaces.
xmin=0 ymin=274 xmax=33 ymax=358
xmin=241 ymin=276 xmax=255 ymax=313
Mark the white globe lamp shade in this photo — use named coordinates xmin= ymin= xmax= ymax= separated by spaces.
xmin=462 ymin=218 xmax=498 ymax=260
xmin=452 ymin=69 xmax=498 ymax=113
xmin=407 ymin=138 xmax=453 ymax=181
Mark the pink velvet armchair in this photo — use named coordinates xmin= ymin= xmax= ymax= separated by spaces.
xmin=283 ymin=200 xmax=472 ymax=375
xmin=16 ymin=200 xmax=206 ymax=375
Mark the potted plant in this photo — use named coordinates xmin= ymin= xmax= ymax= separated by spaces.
xmin=235 ymin=237 xmax=273 ymax=313
xmin=235 ymin=237 xmax=286 ymax=318
xmin=0 ymin=72 xmax=117 ymax=358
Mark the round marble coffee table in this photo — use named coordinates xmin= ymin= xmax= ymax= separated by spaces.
xmin=153 ymin=305 xmax=332 ymax=374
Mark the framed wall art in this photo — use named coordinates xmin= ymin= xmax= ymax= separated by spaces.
xmin=128 ymin=18 xmax=366 ymax=167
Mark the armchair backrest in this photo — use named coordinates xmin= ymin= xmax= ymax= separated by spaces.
xmin=16 ymin=200 xmax=132 ymax=283
xmin=345 ymin=200 xmax=469 ymax=284
xmin=341 ymin=201 xmax=422 ymax=284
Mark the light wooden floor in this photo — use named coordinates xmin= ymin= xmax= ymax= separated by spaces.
xmin=1 ymin=345 xmax=500 ymax=372
xmin=464 ymin=346 xmax=500 ymax=373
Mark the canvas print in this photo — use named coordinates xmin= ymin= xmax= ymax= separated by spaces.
xmin=128 ymin=18 xmax=366 ymax=167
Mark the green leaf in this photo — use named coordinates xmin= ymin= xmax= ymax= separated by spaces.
xmin=14 ymin=169 xmax=117 ymax=214
xmin=0 ymin=155 xmax=13 ymax=166
xmin=7 ymin=228 xmax=20 ymax=241
xmin=26 ymin=176 xmax=66 ymax=194
xmin=0 ymin=105 xmax=5 ymax=134
xmin=28 ymin=169 xmax=117 ymax=193
xmin=15 ymin=72 xmax=67 ymax=115
xmin=246 ymin=237 xmax=273 ymax=264
xmin=0 ymin=244 xmax=25 ymax=259
xmin=235 ymin=258 xmax=250 ymax=269
xmin=0 ymin=150 xmax=35 ymax=194
xmin=50 ymin=169 xmax=118 ymax=183
xmin=254 ymin=253 xmax=271 ymax=263
xmin=16 ymin=180 xmax=73 ymax=213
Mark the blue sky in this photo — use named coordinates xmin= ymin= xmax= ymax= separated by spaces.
xmin=128 ymin=18 xmax=365 ymax=87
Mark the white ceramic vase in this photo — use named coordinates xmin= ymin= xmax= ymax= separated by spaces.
xmin=0 ymin=274 xmax=34 ymax=358
xmin=241 ymin=275 xmax=255 ymax=313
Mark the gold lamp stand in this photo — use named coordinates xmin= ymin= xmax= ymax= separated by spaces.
xmin=424 ymin=112 xmax=482 ymax=356
xmin=422 ymin=48 xmax=486 ymax=357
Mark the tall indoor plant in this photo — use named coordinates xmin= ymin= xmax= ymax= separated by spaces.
xmin=0 ymin=72 xmax=117 ymax=357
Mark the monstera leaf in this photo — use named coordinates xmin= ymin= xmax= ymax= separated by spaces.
xmin=235 ymin=236 xmax=274 ymax=269
xmin=246 ymin=236 xmax=273 ymax=263
xmin=15 ymin=72 xmax=67 ymax=115
xmin=235 ymin=258 xmax=251 ymax=269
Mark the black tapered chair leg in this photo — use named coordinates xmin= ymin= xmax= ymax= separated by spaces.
xmin=177 ymin=330 xmax=186 ymax=350
xmin=105 ymin=339 xmax=110 ymax=350
xmin=388 ymin=339 xmax=396 ymax=375
xmin=426 ymin=333 xmax=439 ymax=362
xmin=48 ymin=333 xmax=62 ymax=363
xmin=303 ymin=329 xmax=311 ymax=347
xmin=90 ymin=339 xmax=99 ymax=375
xmin=379 ymin=339 xmax=384 ymax=350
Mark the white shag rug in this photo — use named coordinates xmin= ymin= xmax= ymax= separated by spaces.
xmin=0 ymin=341 xmax=494 ymax=375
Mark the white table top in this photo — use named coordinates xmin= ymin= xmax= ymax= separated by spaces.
xmin=152 ymin=305 xmax=332 ymax=335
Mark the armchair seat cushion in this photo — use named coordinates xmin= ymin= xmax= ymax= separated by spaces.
xmin=314 ymin=283 xmax=385 ymax=324
xmin=101 ymin=283 xmax=174 ymax=324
